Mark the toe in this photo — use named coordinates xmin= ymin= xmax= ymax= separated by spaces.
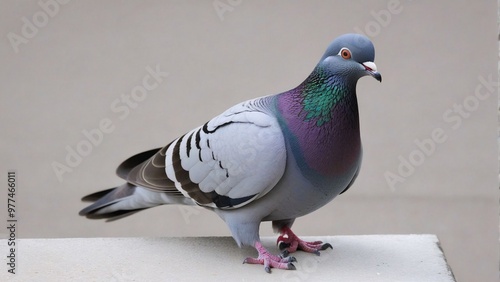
xmin=247 ymin=241 xmax=300 ymax=272
xmin=243 ymin=257 xmax=262 ymax=265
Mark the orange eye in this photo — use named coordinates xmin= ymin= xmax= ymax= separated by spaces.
xmin=340 ymin=48 xmax=351 ymax=59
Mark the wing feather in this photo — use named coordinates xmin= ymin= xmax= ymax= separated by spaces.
xmin=117 ymin=97 xmax=286 ymax=209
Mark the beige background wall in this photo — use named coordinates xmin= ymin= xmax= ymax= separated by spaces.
xmin=0 ymin=1 xmax=498 ymax=281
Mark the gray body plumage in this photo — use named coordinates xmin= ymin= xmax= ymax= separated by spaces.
xmin=80 ymin=33 xmax=381 ymax=257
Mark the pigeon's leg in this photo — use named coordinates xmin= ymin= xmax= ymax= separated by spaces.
xmin=277 ymin=226 xmax=332 ymax=256
xmin=243 ymin=241 xmax=296 ymax=273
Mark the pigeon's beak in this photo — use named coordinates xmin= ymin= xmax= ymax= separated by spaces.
xmin=362 ymin=61 xmax=382 ymax=83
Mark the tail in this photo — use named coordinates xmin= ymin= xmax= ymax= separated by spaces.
xmin=79 ymin=183 xmax=194 ymax=222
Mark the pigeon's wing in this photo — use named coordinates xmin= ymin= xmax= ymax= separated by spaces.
xmin=121 ymin=97 xmax=287 ymax=209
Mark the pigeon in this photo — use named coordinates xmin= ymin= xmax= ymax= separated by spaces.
xmin=79 ymin=33 xmax=381 ymax=273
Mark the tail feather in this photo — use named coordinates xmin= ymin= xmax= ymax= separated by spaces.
xmin=80 ymin=182 xmax=196 ymax=221
xmin=79 ymin=183 xmax=146 ymax=221
xmin=84 ymin=208 xmax=147 ymax=221
xmin=81 ymin=188 xmax=116 ymax=202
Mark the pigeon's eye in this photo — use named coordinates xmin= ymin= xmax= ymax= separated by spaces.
xmin=340 ymin=48 xmax=351 ymax=59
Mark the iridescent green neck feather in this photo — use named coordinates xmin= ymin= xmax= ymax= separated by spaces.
xmin=300 ymin=69 xmax=350 ymax=127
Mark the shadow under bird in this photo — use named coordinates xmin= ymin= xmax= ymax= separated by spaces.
xmin=80 ymin=33 xmax=382 ymax=273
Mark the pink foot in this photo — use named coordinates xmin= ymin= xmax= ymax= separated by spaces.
xmin=277 ymin=226 xmax=333 ymax=256
xmin=243 ymin=241 xmax=296 ymax=273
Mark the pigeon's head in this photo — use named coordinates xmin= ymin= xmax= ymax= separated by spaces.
xmin=318 ymin=33 xmax=382 ymax=83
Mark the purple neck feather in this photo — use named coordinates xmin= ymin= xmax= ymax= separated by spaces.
xmin=276 ymin=77 xmax=361 ymax=177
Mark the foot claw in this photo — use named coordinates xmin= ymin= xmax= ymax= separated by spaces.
xmin=278 ymin=227 xmax=333 ymax=256
xmin=265 ymin=266 xmax=271 ymax=273
xmin=278 ymin=241 xmax=290 ymax=251
xmin=321 ymin=243 xmax=333 ymax=250
xmin=287 ymin=263 xmax=296 ymax=270
xmin=280 ymin=255 xmax=297 ymax=263
xmin=280 ymin=250 xmax=290 ymax=258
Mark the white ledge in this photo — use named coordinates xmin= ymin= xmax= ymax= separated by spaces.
xmin=2 ymin=234 xmax=455 ymax=281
